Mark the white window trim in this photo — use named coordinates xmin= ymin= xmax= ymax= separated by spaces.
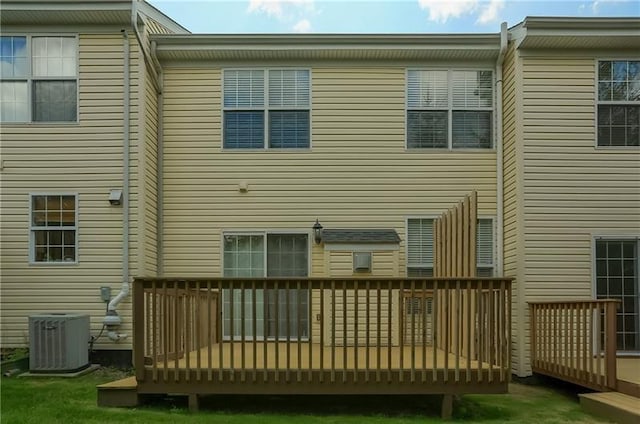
xmin=221 ymin=68 xmax=313 ymax=151
xmin=1 ymin=33 xmax=79 ymax=124
xmin=594 ymin=58 xmax=640 ymax=150
xmin=405 ymin=215 xmax=496 ymax=276
xmin=404 ymin=67 xmax=495 ymax=151
xmin=28 ymin=192 xmax=79 ymax=266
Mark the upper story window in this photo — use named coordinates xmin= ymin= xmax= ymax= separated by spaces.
xmin=30 ymin=194 xmax=77 ymax=264
xmin=0 ymin=35 xmax=78 ymax=123
xmin=406 ymin=217 xmax=494 ymax=277
xmin=407 ymin=69 xmax=493 ymax=149
xmin=223 ymin=69 xmax=310 ymax=149
xmin=597 ymin=60 xmax=640 ymax=147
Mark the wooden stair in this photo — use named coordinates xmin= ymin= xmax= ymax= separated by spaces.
xmin=97 ymin=376 xmax=139 ymax=407
xmin=579 ymin=392 xmax=640 ymax=424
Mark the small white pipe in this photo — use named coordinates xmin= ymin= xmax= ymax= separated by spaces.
xmin=495 ymin=22 xmax=508 ymax=277
xmin=107 ymin=331 xmax=128 ymax=342
xmin=107 ymin=280 xmax=130 ymax=312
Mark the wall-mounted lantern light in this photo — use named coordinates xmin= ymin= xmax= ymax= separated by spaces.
xmin=313 ymin=219 xmax=323 ymax=244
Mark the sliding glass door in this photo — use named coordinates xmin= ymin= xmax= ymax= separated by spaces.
xmin=595 ymin=238 xmax=639 ymax=352
xmin=222 ymin=233 xmax=309 ymax=340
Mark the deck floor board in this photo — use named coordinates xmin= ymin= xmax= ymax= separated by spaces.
xmin=148 ymin=342 xmax=493 ymax=371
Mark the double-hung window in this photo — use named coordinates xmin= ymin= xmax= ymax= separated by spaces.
xmin=1 ymin=35 xmax=77 ymax=123
xmin=223 ymin=69 xmax=310 ymax=149
xmin=597 ymin=60 xmax=640 ymax=147
xmin=222 ymin=232 xmax=309 ymax=339
xmin=407 ymin=69 xmax=493 ymax=149
xmin=30 ymin=194 xmax=77 ymax=263
xmin=407 ymin=218 xmax=494 ymax=276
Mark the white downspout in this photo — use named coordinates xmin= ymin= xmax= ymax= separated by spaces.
xmin=496 ymin=22 xmax=508 ymax=277
xmin=103 ymin=29 xmax=131 ymax=342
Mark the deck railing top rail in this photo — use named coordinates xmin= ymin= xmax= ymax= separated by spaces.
xmin=528 ymin=299 xmax=620 ymax=305
xmin=134 ymin=277 xmax=513 ymax=290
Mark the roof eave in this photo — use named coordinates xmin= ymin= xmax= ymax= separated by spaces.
xmin=150 ymin=33 xmax=501 ymax=46
xmin=151 ymin=33 xmax=502 ymax=62
xmin=522 ymin=16 xmax=640 ymax=31
xmin=517 ymin=16 xmax=640 ymax=50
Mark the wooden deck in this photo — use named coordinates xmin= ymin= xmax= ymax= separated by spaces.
xmin=131 ymin=277 xmax=512 ymax=397
xmin=617 ymin=357 xmax=640 ymax=398
xmin=136 ymin=342 xmax=505 ymax=396
xmin=172 ymin=342 xmax=492 ymax=371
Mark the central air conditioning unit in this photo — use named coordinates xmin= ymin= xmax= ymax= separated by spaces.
xmin=29 ymin=313 xmax=90 ymax=373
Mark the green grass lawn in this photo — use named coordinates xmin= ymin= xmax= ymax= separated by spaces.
xmin=0 ymin=368 xmax=609 ymax=424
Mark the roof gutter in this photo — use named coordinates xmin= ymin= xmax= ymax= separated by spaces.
xmin=495 ymin=22 xmax=508 ymax=278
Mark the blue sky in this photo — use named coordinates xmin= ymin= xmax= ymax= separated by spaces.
xmin=148 ymin=0 xmax=639 ymax=34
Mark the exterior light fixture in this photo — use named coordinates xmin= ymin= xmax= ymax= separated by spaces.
xmin=313 ymin=219 xmax=323 ymax=244
xmin=108 ymin=189 xmax=123 ymax=206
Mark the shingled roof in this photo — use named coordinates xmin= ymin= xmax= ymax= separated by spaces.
xmin=322 ymin=229 xmax=401 ymax=244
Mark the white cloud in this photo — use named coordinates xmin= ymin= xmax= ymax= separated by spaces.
xmin=418 ymin=0 xmax=506 ymax=25
xmin=293 ymin=18 xmax=312 ymax=32
xmin=592 ymin=0 xmax=634 ymax=14
xmin=248 ymin=0 xmax=315 ymax=20
xmin=418 ymin=0 xmax=478 ymax=23
xmin=477 ymin=0 xmax=504 ymax=24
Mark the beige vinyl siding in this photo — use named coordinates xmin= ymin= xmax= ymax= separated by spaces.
xmin=519 ymin=54 xmax=640 ymax=373
xmin=143 ymin=71 xmax=158 ymax=275
xmin=0 ymin=32 xmax=142 ymax=349
xmin=145 ymin=17 xmax=176 ymax=35
xmin=501 ymin=42 xmax=526 ymax=376
xmin=161 ymin=66 xmax=498 ymax=280
xmin=325 ymin=250 xmax=398 ymax=277
xmin=324 ymin=250 xmax=398 ymax=345
xmin=162 ymin=66 xmax=496 ymax=350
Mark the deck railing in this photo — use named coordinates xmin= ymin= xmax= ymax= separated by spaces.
xmin=529 ymin=300 xmax=619 ymax=391
xmin=134 ymin=277 xmax=512 ymax=394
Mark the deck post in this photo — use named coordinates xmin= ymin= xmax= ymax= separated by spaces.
xmin=133 ymin=279 xmax=146 ymax=383
xmin=188 ymin=394 xmax=199 ymax=412
xmin=604 ymin=301 xmax=618 ymax=390
xmin=440 ymin=394 xmax=453 ymax=419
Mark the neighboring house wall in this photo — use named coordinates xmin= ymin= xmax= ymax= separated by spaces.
xmin=160 ymin=66 xmax=498 ymax=278
xmin=509 ymin=48 xmax=640 ymax=376
xmin=0 ymin=31 xmax=142 ymax=350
